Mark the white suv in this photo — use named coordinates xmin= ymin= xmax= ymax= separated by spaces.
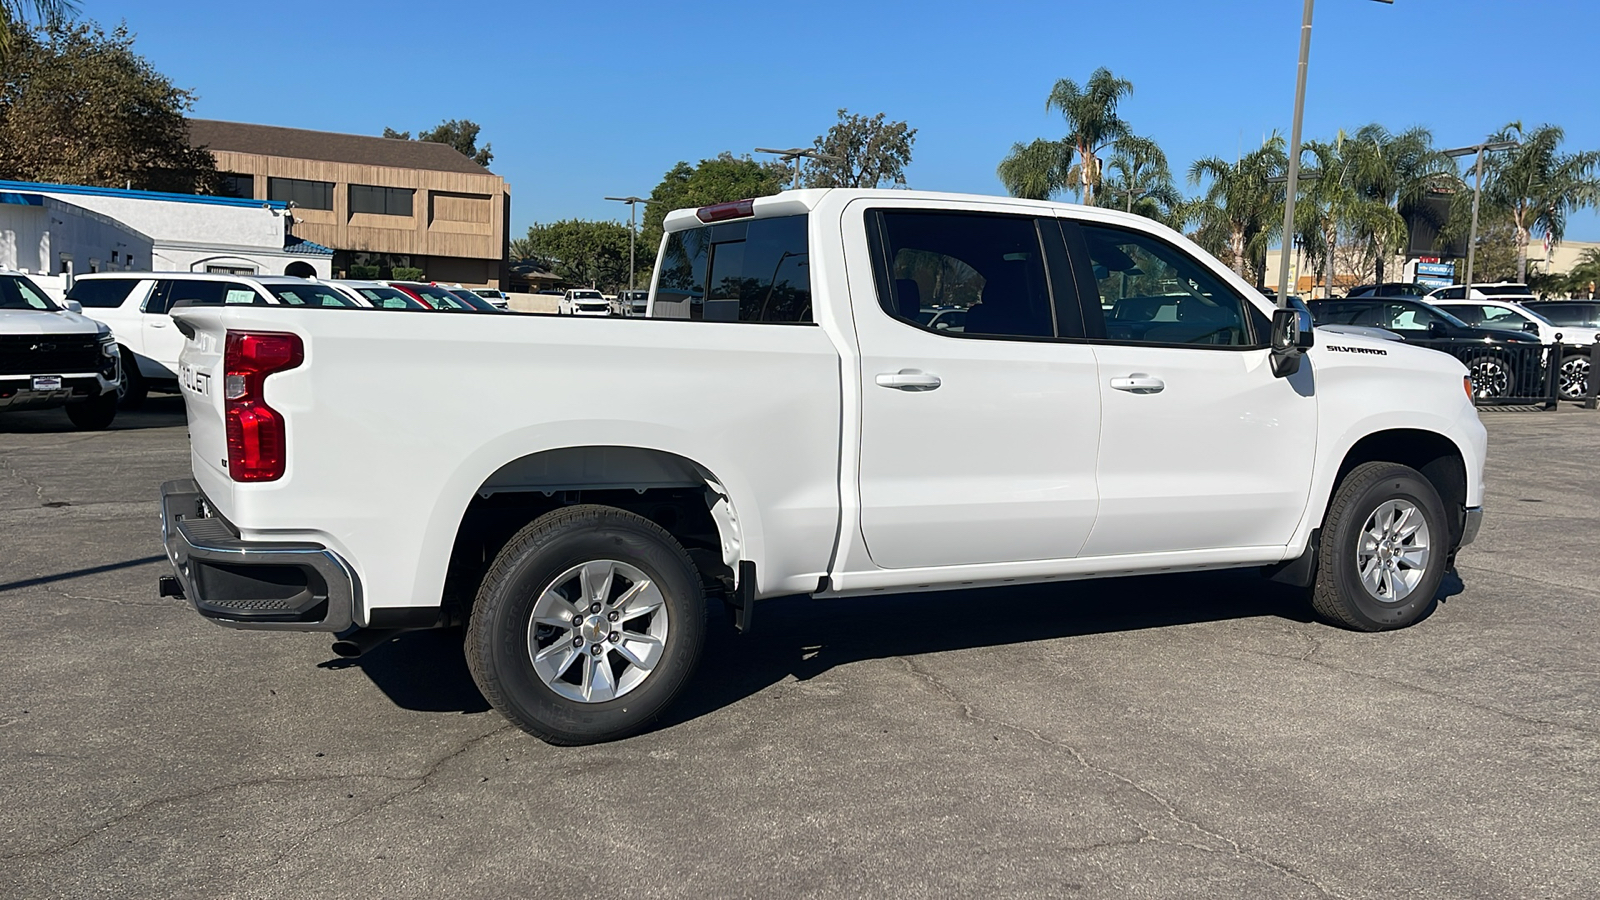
xmin=1431 ymin=297 xmax=1600 ymax=401
xmin=559 ymin=289 xmax=611 ymax=316
xmin=1426 ymin=283 xmax=1535 ymax=303
xmin=1 ymin=269 xmax=121 ymax=429
xmin=66 ymin=272 xmax=358 ymax=407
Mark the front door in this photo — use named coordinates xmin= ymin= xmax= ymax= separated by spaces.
xmin=850 ymin=203 xmax=1101 ymax=569
xmin=1067 ymin=219 xmax=1316 ymax=556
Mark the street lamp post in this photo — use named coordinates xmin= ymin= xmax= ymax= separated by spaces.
xmin=604 ymin=195 xmax=649 ymax=293
xmin=754 ymin=147 xmax=843 ymax=189
xmin=1274 ymin=0 xmax=1393 ymax=309
xmin=1441 ymin=141 xmax=1519 ymax=300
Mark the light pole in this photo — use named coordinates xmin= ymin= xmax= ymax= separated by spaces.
xmin=1274 ymin=0 xmax=1393 ymax=309
xmin=604 ymin=195 xmax=649 ymax=293
xmin=1441 ymin=141 xmax=1518 ymax=299
xmin=754 ymin=147 xmax=842 ymax=190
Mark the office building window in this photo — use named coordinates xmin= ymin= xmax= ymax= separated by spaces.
xmin=218 ymin=172 xmax=254 ymax=199
xmin=267 ymin=177 xmax=334 ymax=211
xmin=349 ymin=184 xmax=415 ymax=217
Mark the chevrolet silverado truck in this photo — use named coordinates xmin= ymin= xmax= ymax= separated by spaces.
xmin=1 ymin=269 xmax=121 ymax=429
xmin=160 ymin=190 xmax=1487 ymax=745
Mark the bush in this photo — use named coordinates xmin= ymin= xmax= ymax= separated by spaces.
xmin=391 ymin=266 xmax=425 ymax=282
xmin=347 ymin=264 xmax=380 ymax=279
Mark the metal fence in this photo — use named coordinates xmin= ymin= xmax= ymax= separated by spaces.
xmin=1408 ymin=340 xmax=1599 ymax=408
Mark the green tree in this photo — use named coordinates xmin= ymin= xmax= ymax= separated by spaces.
xmin=1295 ymin=135 xmax=1407 ymax=296
xmin=998 ymin=67 xmax=1132 ymax=205
xmin=640 ymin=152 xmax=786 ymax=261
xmin=803 ymin=109 xmax=917 ymax=188
xmin=0 ymin=0 xmax=72 ymax=58
xmin=0 ymin=22 xmax=218 ymax=192
xmin=1185 ymin=136 xmax=1287 ymax=284
xmin=1475 ymin=122 xmax=1600 ymax=283
xmin=381 ymin=118 xmax=493 ymax=167
xmin=523 ymin=219 xmax=634 ymax=291
xmin=1341 ymin=124 xmax=1455 ymax=283
xmin=1099 ymin=134 xmax=1182 ymax=224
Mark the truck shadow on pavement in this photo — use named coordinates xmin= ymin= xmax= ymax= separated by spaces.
xmin=334 ymin=567 xmax=1464 ymax=729
xmin=0 ymin=395 xmax=187 ymax=433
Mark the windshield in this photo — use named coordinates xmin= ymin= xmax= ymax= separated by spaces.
xmin=268 ymin=285 xmax=358 ymax=307
xmin=0 ymin=274 xmax=60 ymax=311
xmin=1527 ymin=303 xmax=1600 ymax=327
xmin=354 ymin=286 xmax=425 ymax=310
xmin=402 ymin=284 xmax=474 ymax=310
xmin=1489 ymin=284 xmax=1534 ymax=296
xmin=572 ymin=291 xmax=603 ymax=301
xmin=449 ymin=289 xmax=499 ymax=311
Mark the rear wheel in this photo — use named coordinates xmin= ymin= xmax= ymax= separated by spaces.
xmin=1559 ymin=352 xmax=1590 ymax=401
xmin=465 ymin=505 xmax=707 ymax=745
xmin=118 ymin=347 xmax=147 ymax=409
xmin=1464 ymin=355 xmax=1509 ymax=400
xmin=66 ymin=390 xmax=117 ymax=430
xmin=1311 ymin=462 xmax=1448 ymax=631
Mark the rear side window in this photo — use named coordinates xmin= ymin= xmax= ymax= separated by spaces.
xmin=269 ymin=285 xmax=356 ymax=307
xmin=66 ymin=278 xmax=140 ymax=308
xmin=355 ymin=287 xmax=424 ymax=309
xmin=158 ymin=280 xmax=264 ymax=312
xmin=652 ymin=215 xmax=811 ymax=323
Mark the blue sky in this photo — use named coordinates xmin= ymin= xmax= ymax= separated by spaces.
xmin=89 ymin=0 xmax=1600 ymax=241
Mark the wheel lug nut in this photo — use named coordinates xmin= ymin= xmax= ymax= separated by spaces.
xmin=609 ymin=631 xmax=619 ymax=642
xmin=572 ymin=636 xmax=583 ymax=647
xmin=607 ymin=611 xmax=618 ymax=622
xmin=590 ymin=644 xmax=603 ymax=655
xmin=590 ymin=603 xmax=602 ymax=614
xmin=572 ymin=614 xmax=583 ymax=625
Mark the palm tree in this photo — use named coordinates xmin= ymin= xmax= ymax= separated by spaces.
xmin=1342 ymin=124 xmax=1455 ymax=283
xmin=996 ymin=138 xmax=1072 ymax=201
xmin=1186 ymin=136 xmax=1287 ymax=282
xmin=0 ymin=0 xmax=74 ymax=58
xmin=1478 ymin=122 xmax=1600 ymax=283
xmin=1046 ymin=68 xmax=1133 ymax=206
xmin=1099 ymin=134 xmax=1183 ymax=225
xmin=1295 ymin=136 xmax=1407 ymax=296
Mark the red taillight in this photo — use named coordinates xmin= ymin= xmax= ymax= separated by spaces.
xmin=695 ymin=199 xmax=755 ymax=222
xmin=223 ymin=330 xmax=303 ymax=482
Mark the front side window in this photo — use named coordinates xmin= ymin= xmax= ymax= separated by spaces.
xmin=652 ymin=215 xmax=810 ymax=323
xmin=0 ymin=275 xmax=57 ymax=310
xmin=873 ymin=211 xmax=1059 ymax=339
xmin=1079 ymin=223 xmax=1255 ymax=347
xmin=267 ymin=177 xmax=334 ymax=211
xmin=354 ymin=287 xmax=424 ymax=310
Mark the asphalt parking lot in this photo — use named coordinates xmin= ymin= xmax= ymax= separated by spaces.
xmin=1 ymin=399 xmax=1596 ymax=899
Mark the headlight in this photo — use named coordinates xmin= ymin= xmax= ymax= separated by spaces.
xmin=99 ymin=334 xmax=118 ymax=357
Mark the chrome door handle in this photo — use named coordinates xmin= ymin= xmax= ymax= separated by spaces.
xmin=148 ymin=320 xmax=168 ymax=328
xmin=1110 ymin=373 xmax=1164 ymax=394
xmin=875 ymin=370 xmax=942 ymax=391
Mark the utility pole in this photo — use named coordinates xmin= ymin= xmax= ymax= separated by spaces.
xmin=604 ymin=195 xmax=648 ymax=292
xmin=755 ymin=147 xmax=842 ymax=190
xmin=1441 ymin=141 xmax=1518 ymax=299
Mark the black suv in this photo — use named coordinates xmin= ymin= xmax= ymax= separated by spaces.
xmin=1309 ymin=297 xmax=1544 ymax=399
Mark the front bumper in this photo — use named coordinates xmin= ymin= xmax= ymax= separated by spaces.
xmin=160 ymin=479 xmax=358 ymax=632
xmin=1459 ymin=506 xmax=1483 ymax=547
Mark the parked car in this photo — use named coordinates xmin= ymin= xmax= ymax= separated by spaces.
xmin=472 ymin=289 xmax=511 ymax=310
xmin=1426 ymin=282 xmax=1535 ymax=302
xmin=1345 ymin=283 xmax=1430 ymax=298
xmin=1523 ymin=301 xmax=1600 ymax=398
xmin=323 ymin=280 xmax=429 ymax=310
xmin=560 ymin=288 xmax=611 ymax=316
xmin=618 ymin=290 xmax=649 ymax=316
xmin=163 ymin=189 xmax=1486 ymax=745
xmin=383 ymin=281 xmax=491 ymax=312
xmin=1308 ymin=296 xmax=1543 ymax=399
xmin=66 ymin=272 xmax=357 ymax=407
xmin=1429 ymin=298 xmax=1598 ymax=401
xmin=439 ymin=285 xmax=504 ymax=312
xmin=0 ymin=269 xmax=121 ymax=429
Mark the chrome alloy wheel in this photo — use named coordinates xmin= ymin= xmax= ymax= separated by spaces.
xmin=1468 ymin=357 xmax=1509 ymax=399
xmin=526 ymin=559 xmax=669 ymax=703
xmin=1559 ymin=355 xmax=1590 ymax=401
xmin=1355 ymin=499 xmax=1431 ymax=603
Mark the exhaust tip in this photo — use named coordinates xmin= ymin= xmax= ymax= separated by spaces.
xmin=330 ymin=640 xmax=363 ymax=658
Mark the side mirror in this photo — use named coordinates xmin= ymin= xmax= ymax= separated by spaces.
xmin=1523 ymin=321 xmax=1540 ymax=334
xmin=63 ymin=299 xmax=83 ymax=313
xmin=1270 ymin=299 xmax=1314 ymax=377
xmin=1428 ymin=320 xmax=1448 ymax=338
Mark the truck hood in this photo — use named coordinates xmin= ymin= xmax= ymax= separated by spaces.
xmin=0 ymin=306 xmax=108 ymax=337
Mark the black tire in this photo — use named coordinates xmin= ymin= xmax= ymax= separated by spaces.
xmin=465 ymin=504 xmax=707 ymax=745
xmin=1559 ymin=353 xmax=1589 ymax=402
xmin=65 ymin=390 xmax=117 ymax=430
xmin=1311 ymin=462 xmax=1448 ymax=631
xmin=1463 ymin=354 xmax=1510 ymax=400
xmin=118 ymin=347 xmax=147 ymax=409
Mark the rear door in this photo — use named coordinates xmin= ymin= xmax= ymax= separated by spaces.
xmin=849 ymin=201 xmax=1101 ymax=569
xmin=1066 ymin=218 xmax=1316 ymax=556
xmin=144 ymin=280 xmax=262 ymax=374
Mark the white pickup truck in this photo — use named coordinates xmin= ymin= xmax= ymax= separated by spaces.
xmin=160 ymin=190 xmax=1487 ymax=745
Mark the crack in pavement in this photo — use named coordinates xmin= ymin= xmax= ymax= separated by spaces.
xmin=895 ymin=655 xmax=1349 ymax=900
xmin=2 ymin=724 xmax=514 ymax=866
xmin=0 ymin=453 xmax=55 ymax=506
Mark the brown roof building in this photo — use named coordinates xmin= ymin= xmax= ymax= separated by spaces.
xmin=190 ymin=119 xmax=510 ymax=287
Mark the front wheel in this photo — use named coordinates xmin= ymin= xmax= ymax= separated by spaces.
xmin=1559 ymin=353 xmax=1590 ymax=401
xmin=118 ymin=347 xmax=147 ymax=409
xmin=1464 ymin=354 xmax=1509 ymax=400
xmin=465 ymin=505 xmax=707 ymax=745
xmin=1311 ymin=462 xmax=1449 ymax=631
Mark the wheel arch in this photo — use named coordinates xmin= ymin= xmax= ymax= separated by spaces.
xmin=1331 ymin=428 xmax=1469 ymax=547
xmin=439 ymin=445 xmax=748 ymax=619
